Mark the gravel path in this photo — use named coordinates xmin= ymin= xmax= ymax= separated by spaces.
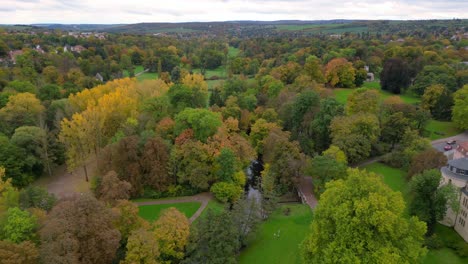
xmin=135 ymin=192 xmax=213 ymax=223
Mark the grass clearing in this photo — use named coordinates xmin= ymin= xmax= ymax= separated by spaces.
xmin=136 ymin=72 xmax=158 ymax=81
xmin=239 ymin=204 xmax=312 ymax=264
xmin=193 ymin=66 xmax=227 ymax=79
xmin=138 ymin=202 xmax=201 ymax=222
xmin=332 ymin=81 xmax=420 ymax=105
xmin=425 ymin=120 xmax=463 ymax=140
xmin=361 ymin=162 xmax=408 ymax=197
xmin=228 ymin=46 xmax=240 ymax=57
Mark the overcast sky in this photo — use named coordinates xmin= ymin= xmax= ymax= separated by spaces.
xmin=2 ymin=0 xmax=467 ymax=24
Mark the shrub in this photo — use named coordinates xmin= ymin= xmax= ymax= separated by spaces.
xmin=425 ymin=234 xmax=443 ymax=249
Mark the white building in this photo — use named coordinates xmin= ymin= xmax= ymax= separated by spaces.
xmin=440 ymin=143 xmax=468 ymax=242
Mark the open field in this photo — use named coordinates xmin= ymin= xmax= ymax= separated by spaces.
xmin=138 ymin=202 xmax=201 ymax=222
xmin=239 ymin=204 xmax=312 ymax=264
xmin=332 ymin=81 xmax=420 ymax=105
xmin=362 ymin=162 xmax=408 ymax=198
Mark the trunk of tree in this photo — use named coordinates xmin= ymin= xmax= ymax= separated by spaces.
xmin=83 ymin=165 xmax=89 ymax=182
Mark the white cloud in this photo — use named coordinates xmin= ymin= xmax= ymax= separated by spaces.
xmin=1 ymin=0 xmax=467 ymax=24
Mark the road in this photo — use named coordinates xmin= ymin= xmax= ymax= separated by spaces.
xmin=431 ymin=131 xmax=468 ymax=152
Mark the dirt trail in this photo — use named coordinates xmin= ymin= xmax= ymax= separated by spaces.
xmin=34 ymin=160 xmax=94 ymax=199
xmin=135 ymin=192 xmax=213 ymax=223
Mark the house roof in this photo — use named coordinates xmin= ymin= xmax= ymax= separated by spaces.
xmin=442 ymin=166 xmax=468 ymax=182
xmin=448 ymin=158 xmax=468 ymax=171
xmin=458 ymin=142 xmax=468 ymax=151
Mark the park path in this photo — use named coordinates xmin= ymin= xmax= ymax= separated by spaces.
xmin=134 ymin=68 xmax=149 ymax=77
xmin=135 ymin=192 xmax=213 ymax=223
xmin=297 ymin=176 xmax=318 ymax=210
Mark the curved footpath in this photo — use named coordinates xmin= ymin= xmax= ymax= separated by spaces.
xmin=135 ymin=192 xmax=213 ymax=223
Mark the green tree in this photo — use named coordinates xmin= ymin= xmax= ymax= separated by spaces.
xmin=0 ymin=207 xmax=37 ymax=243
xmin=210 ymin=182 xmax=243 ymax=203
xmin=408 ymin=149 xmax=447 ymax=178
xmin=310 ymin=98 xmax=344 ymax=152
xmin=412 ymin=64 xmax=457 ymax=95
xmin=183 ymin=210 xmax=239 ymax=264
xmin=301 ymin=168 xmax=427 ymax=263
xmin=306 ymin=155 xmax=348 ymax=198
xmin=174 ymin=108 xmax=222 ymax=142
xmin=452 ymin=84 xmax=468 ymax=130
xmin=409 ymin=169 xmax=459 ymax=235
xmin=381 ymin=112 xmax=411 ymax=148
xmin=380 ymin=58 xmax=411 ymax=94
xmin=19 ymin=186 xmax=56 ymax=212
xmin=304 ymin=55 xmax=325 ymax=83
xmin=215 ymin=148 xmax=237 ymax=182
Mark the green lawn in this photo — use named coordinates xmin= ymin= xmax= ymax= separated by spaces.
xmin=423 ymin=224 xmax=468 ymax=264
xmin=193 ymin=66 xmax=227 ymax=79
xmin=361 ymin=162 xmax=408 ymax=196
xmin=332 ymin=81 xmax=420 ymax=105
xmin=228 ymin=46 xmax=240 ymax=57
xmin=138 ymin=202 xmax=201 ymax=222
xmin=123 ymin=65 xmax=145 ymax=78
xmin=239 ymin=204 xmax=313 ymax=264
xmin=425 ymin=120 xmax=463 ymax=140
xmin=136 ymin=72 xmax=158 ymax=81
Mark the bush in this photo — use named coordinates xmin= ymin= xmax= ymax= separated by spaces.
xmin=455 ymin=242 xmax=468 ymax=258
xmin=425 ymin=234 xmax=443 ymax=249
xmin=210 ymin=182 xmax=243 ymax=203
xmin=19 ymin=186 xmax=56 ymax=212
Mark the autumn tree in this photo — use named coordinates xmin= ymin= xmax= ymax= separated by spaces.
xmin=112 ymin=200 xmax=146 ymax=242
xmin=154 ymin=207 xmax=190 ymax=263
xmin=95 ymin=170 xmax=131 ymax=204
xmin=452 ymin=84 xmax=468 ymax=130
xmin=330 ymin=113 xmax=380 ymax=163
xmin=304 ymin=55 xmax=325 ymax=83
xmin=408 ymin=148 xmax=447 ymax=178
xmin=0 ymin=240 xmax=39 ymax=264
xmin=380 ymin=112 xmax=411 ymax=148
xmin=345 ymin=88 xmax=380 ymax=115
xmin=0 ymin=93 xmax=45 ymax=134
xmin=121 ymin=228 xmax=160 ymax=264
xmin=325 ymin=58 xmax=356 ymax=88
xmin=421 ymin=84 xmax=453 ymax=120
xmin=40 ymin=194 xmax=121 ymax=264
xmin=262 ymin=128 xmax=305 ymax=194
xmin=409 ymin=169 xmax=458 ymax=235
xmin=172 ymin=140 xmax=215 ymax=191
xmin=301 ymin=168 xmax=427 ymax=263
xmin=141 ymin=137 xmax=171 ymax=192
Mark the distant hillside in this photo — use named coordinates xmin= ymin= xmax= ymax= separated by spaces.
xmin=1 ymin=19 xmax=465 ymax=37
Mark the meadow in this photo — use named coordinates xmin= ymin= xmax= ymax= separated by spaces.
xmin=138 ymin=202 xmax=201 ymax=222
